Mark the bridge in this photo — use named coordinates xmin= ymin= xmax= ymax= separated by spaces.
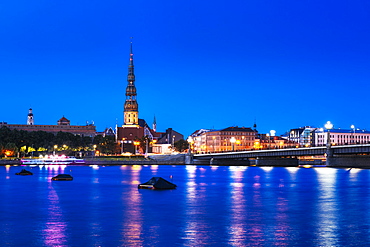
xmin=190 ymin=144 xmax=370 ymax=167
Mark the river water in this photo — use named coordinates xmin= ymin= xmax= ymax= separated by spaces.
xmin=1 ymin=165 xmax=369 ymax=246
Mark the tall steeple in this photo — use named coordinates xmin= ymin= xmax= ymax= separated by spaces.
xmin=153 ymin=115 xmax=157 ymax=132
xmin=123 ymin=38 xmax=139 ymax=127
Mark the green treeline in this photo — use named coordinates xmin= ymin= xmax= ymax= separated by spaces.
xmin=0 ymin=126 xmax=119 ymax=157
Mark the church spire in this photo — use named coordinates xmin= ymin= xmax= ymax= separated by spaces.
xmin=153 ymin=115 xmax=157 ymax=132
xmin=123 ymin=38 xmax=139 ymax=126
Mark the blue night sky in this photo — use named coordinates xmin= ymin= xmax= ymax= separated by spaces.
xmin=1 ymin=1 xmax=370 ymax=137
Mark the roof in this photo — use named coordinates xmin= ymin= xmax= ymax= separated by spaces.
xmin=219 ymin=126 xmax=255 ymax=132
xmin=58 ymin=116 xmax=70 ymax=122
xmin=138 ymin=118 xmax=148 ymax=128
xmin=317 ymin=129 xmax=370 ymax=134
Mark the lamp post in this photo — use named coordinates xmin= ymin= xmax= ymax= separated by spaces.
xmin=325 ymin=121 xmax=333 ymax=147
xmin=187 ymin=136 xmax=193 ymax=154
xmin=145 ymin=137 xmax=150 ymax=157
xmin=213 ymin=136 xmax=216 ymax=153
xmin=230 ymin=137 xmax=236 ymax=151
xmin=93 ymin=145 xmax=97 ymax=157
xmin=53 ymin=145 xmax=58 ymax=156
xmin=270 ymin=130 xmax=276 ymax=149
xmin=235 ymin=139 xmax=241 ymax=151
xmin=133 ymin=141 xmax=139 ymax=154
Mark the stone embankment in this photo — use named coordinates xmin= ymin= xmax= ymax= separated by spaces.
xmin=0 ymin=159 xmax=21 ymax=165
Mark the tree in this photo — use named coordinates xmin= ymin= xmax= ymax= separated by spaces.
xmin=136 ymin=135 xmax=151 ymax=154
xmin=3 ymin=143 xmax=18 ymax=157
xmin=97 ymin=135 xmax=120 ymax=155
xmin=174 ymin=139 xmax=189 ymax=153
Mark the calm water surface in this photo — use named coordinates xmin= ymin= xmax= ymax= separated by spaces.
xmin=1 ymin=165 xmax=370 ymax=246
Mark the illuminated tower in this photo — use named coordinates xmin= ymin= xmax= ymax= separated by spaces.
xmin=123 ymin=40 xmax=139 ymax=127
xmin=27 ymin=108 xmax=34 ymax=125
xmin=153 ymin=115 xmax=157 ymax=132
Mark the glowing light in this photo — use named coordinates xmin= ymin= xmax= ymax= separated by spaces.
xmin=301 ymin=165 xmax=313 ymax=168
xmin=132 ymin=165 xmax=142 ymax=171
xmin=261 ymin=167 xmax=273 ymax=172
xmin=230 ymin=137 xmax=236 ymax=143
xmin=325 ymin=121 xmax=333 ymax=130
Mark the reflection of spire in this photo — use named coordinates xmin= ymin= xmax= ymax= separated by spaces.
xmin=120 ymin=166 xmax=143 ymax=241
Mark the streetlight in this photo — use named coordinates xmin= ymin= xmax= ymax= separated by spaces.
xmin=325 ymin=121 xmax=333 ymax=147
xmin=187 ymin=136 xmax=193 ymax=154
xmin=213 ymin=136 xmax=216 ymax=153
xmin=235 ymin=139 xmax=241 ymax=151
xmin=351 ymin=125 xmax=355 ymax=144
xmin=134 ymin=141 xmax=140 ymax=154
xmin=53 ymin=145 xmax=58 ymax=156
xmin=230 ymin=137 xmax=236 ymax=151
xmin=93 ymin=145 xmax=97 ymax=157
xmin=120 ymin=139 xmax=124 ymax=154
xmin=145 ymin=137 xmax=151 ymax=157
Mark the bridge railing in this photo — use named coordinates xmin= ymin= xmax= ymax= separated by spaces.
xmin=194 ymin=144 xmax=370 ymax=158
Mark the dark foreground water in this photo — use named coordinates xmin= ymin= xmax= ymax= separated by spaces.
xmin=1 ymin=165 xmax=370 ymax=246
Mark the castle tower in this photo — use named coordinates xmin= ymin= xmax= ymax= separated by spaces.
xmin=27 ymin=108 xmax=34 ymax=125
xmin=123 ymin=39 xmax=139 ymax=127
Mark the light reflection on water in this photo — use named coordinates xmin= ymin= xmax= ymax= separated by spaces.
xmin=1 ymin=165 xmax=370 ymax=246
xmin=228 ymin=167 xmax=248 ymax=245
xmin=43 ymin=183 xmax=68 ymax=246
xmin=120 ymin=166 xmax=143 ymax=246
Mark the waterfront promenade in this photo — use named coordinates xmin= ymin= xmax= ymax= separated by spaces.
xmin=0 ymin=154 xmax=186 ymax=166
xmin=2 ymin=144 xmax=370 ymax=167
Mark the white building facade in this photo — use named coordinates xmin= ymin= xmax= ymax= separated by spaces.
xmin=314 ymin=128 xmax=370 ymax=146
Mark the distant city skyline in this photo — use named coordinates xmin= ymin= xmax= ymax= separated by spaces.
xmin=1 ymin=1 xmax=370 ymax=137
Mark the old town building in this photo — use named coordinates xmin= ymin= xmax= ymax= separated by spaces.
xmin=0 ymin=110 xmax=96 ymax=137
xmin=189 ymin=127 xmax=257 ymax=153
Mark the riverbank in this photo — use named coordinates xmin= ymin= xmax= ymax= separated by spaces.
xmin=0 ymin=159 xmax=21 ymax=165
xmin=0 ymin=154 xmax=366 ymax=168
xmin=0 ymin=154 xmax=188 ymax=166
